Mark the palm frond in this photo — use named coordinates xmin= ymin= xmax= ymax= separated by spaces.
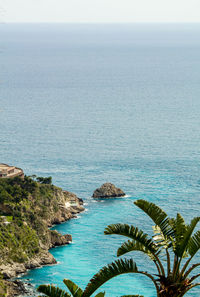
xmin=177 ymin=217 xmax=200 ymax=258
xmin=117 ymin=239 xmax=158 ymax=260
xmin=37 ymin=284 xmax=71 ymax=297
xmin=188 ymin=230 xmax=200 ymax=257
xmin=134 ymin=199 xmax=167 ymax=225
xmin=82 ymin=259 xmax=138 ymax=297
xmin=63 ymin=279 xmax=83 ymax=297
xmin=134 ymin=200 xmax=174 ymax=239
xmin=104 ymin=223 xmax=142 ymax=238
xmin=104 ymin=223 xmax=157 ymax=253
xmin=173 ymin=213 xmax=187 ymax=256
xmin=104 ymin=221 xmax=165 ymax=275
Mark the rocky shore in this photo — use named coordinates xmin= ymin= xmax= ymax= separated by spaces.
xmin=0 ymin=176 xmax=84 ymax=296
xmin=3 ymin=279 xmax=32 ymax=297
xmin=0 ymin=179 xmax=125 ymax=296
xmin=0 ymin=191 xmax=84 ymax=279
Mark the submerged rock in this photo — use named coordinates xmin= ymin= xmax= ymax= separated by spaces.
xmin=92 ymin=183 xmax=125 ymax=198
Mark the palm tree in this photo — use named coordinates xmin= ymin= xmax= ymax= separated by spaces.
xmin=82 ymin=200 xmax=200 ymax=297
xmin=38 ymin=199 xmax=200 ymax=297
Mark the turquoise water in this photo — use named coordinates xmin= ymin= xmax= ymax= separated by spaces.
xmin=1 ymin=23 xmax=200 ymax=296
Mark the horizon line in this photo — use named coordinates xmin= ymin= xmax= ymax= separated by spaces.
xmin=1 ymin=21 xmax=200 ymax=25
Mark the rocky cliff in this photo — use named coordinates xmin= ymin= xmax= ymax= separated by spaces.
xmin=0 ymin=176 xmax=84 ymax=295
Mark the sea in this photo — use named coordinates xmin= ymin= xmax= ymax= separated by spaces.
xmin=0 ymin=23 xmax=200 ymax=296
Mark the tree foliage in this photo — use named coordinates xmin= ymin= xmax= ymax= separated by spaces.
xmin=36 ymin=176 xmax=52 ymax=185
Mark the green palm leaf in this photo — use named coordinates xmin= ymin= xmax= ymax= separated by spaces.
xmin=134 ymin=199 xmax=167 ymax=225
xmin=175 ymin=213 xmax=187 ymax=239
xmin=37 ymin=284 xmax=71 ymax=297
xmin=188 ymin=230 xmax=200 ymax=257
xmin=104 ymin=223 xmax=143 ymax=239
xmin=173 ymin=213 xmax=187 ymax=256
xmin=117 ymin=239 xmax=158 ymax=260
xmin=134 ymin=200 xmax=174 ymax=239
xmin=104 ymin=223 xmax=158 ymax=255
xmin=177 ymin=217 xmax=200 ymax=257
xmin=63 ymin=279 xmax=83 ymax=297
xmin=82 ymin=259 xmax=138 ymax=297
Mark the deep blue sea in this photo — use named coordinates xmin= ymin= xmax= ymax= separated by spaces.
xmin=1 ymin=23 xmax=200 ymax=296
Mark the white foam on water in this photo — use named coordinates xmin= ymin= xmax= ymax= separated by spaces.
xmin=74 ymin=215 xmax=81 ymax=219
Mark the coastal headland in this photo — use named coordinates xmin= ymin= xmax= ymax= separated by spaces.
xmin=0 ymin=174 xmax=84 ymax=296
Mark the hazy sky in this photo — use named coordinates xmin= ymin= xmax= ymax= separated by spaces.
xmin=1 ymin=0 xmax=200 ymax=23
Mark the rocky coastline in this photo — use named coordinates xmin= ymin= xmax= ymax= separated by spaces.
xmin=0 ymin=179 xmax=125 ymax=296
xmin=0 ymin=176 xmax=84 ymax=296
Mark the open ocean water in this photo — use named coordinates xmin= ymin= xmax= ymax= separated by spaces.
xmin=0 ymin=23 xmax=200 ymax=296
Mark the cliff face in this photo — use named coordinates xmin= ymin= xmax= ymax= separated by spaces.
xmin=0 ymin=176 xmax=84 ymax=286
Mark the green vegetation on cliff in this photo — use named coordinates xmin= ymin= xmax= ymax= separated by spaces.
xmin=0 ymin=175 xmax=84 ymax=296
xmin=0 ymin=176 xmax=82 ymax=267
xmin=0 ymin=176 xmax=53 ymax=264
xmin=0 ymin=223 xmax=39 ymax=263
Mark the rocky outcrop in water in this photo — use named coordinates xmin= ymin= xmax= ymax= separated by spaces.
xmin=92 ymin=183 xmax=125 ymax=198
xmin=50 ymin=230 xmax=72 ymax=248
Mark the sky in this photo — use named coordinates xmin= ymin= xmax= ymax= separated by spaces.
xmin=1 ymin=0 xmax=200 ymax=23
